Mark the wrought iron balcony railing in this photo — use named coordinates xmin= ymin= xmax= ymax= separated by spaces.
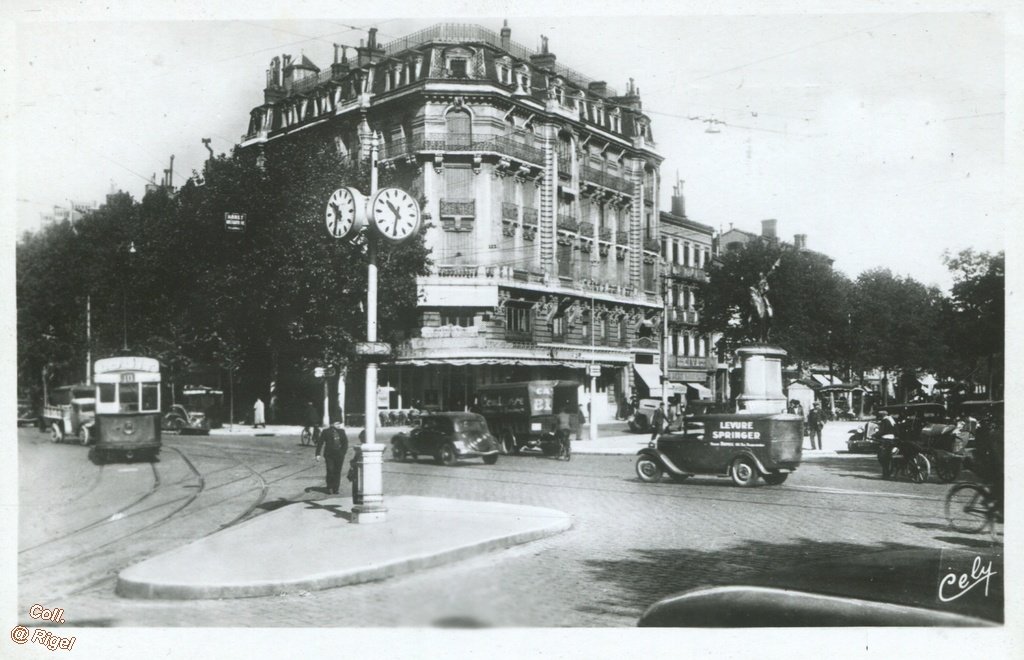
xmin=581 ymin=165 xmax=634 ymax=194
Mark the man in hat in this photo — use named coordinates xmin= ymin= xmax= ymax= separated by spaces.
xmin=807 ymin=402 xmax=826 ymax=450
xmin=314 ymin=420 xmax=348 ymax=495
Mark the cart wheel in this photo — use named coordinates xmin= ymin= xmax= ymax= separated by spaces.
xmin=80 ymin=426 xmax=91 ymax=446
xmin=501 ymin=431 xmax=517 ymax=456
xmin=482 ymin=454 xmax=498 ymax=465
xmin=763 ymin=473 xmax=789 ymax=486
xmin=439 ymin=443 xmax=458 ymax=467
xmin=730 ymin=457 xmax=760 ymax=487
xmin=908 ymin=454 xmax=930 ymax=484
xmin=936 ymin=460 xmax=961 ymax=484
xmin=635 ymin=456 xmax=663 ymax=483
xmin=50 ymin=422 xmax=64 ymax=444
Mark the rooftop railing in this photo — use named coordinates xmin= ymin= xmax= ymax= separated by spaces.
xmin=381 ymin=23 xmax=618 ymax=96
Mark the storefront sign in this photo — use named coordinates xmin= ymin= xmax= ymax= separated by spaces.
xmin=224 ymin=212 xmax=246 ymax=232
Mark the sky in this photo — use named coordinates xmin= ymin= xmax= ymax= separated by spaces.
xmin=3 ymin=1 xmax=1016 ymax=294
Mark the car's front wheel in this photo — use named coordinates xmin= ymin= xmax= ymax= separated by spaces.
xmin=80 ymin=426 xmax=91 ymax=446
xmin=438 ymin=443 xmax=458 ymax=466
xmin=391 ymin=441 xmax=406 ymax=461
xmin=50 ymin=422 xmax=64 ymax=444
xmin=635 ymin=456 xmax=663 ymax=483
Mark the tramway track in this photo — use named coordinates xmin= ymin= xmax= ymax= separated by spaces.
xmin=19 ymin=462 xmax=162 ymax=554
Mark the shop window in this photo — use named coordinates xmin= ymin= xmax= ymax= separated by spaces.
xmin=441 ymin=310 xmax=475 ymax=327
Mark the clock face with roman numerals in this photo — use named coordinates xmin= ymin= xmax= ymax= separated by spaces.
xmin=369 ymin=188 xmax=421 ymax=242
xmin=325 ymin=187 xmax=365 ymax=240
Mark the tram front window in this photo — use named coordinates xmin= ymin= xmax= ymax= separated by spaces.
xmin=98 ymin=383 xmax=116 ymax=403
xmin=141 ymin=382 xmax=159 ymax=412
xmin=119 ymin=383 xmax=139 ymax=412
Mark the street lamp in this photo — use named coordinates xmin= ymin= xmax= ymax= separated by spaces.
xmin=122 ymin=241 xmax=137 ymax=351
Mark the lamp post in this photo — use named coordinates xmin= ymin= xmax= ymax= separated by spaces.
xmin=122 ymin=241 xmax=136 ymax=351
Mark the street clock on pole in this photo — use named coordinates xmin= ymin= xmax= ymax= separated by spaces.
xmin=369 ymin=187 xmax=421 ymax=242
xmin=325 ymin=187 xmax=366 ymax=240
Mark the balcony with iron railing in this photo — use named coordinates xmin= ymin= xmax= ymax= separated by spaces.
xmin=643 ymin=237 xmax=661 ymax=253
xmin=668 ymin=308 xmax=700 ymax=326
xmin=668 ymin=355 xmax=710 ymax=370
xmin=502 ymin=202 xmax=520 ymax=221
xmin=384 ymin=133 xmax=545 ymax=166
xmin=581 ymin=165 xmax=634 ymax=195
xmin=615 ymin=231 xmax=630 ymax=246
xmin=440 ymin=199 xmax=476 ymax=216
xmin=522 ymin=207 xmax=539 ymax=226
xmin=557 ymin=214 xmax=579 ymax=232
xmin=667 ymin=263 xmax=709 ymax=283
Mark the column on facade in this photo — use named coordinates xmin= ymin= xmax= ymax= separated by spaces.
xmin=539 ymin=123 xmax=557 ymax=277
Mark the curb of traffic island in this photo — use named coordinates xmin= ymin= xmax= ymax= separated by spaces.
xmin=115 ymin=496 xmax=573 ymax=600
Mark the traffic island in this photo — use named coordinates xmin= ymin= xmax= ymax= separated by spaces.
xmin=115 ymin=496 xmax=572 ymax=600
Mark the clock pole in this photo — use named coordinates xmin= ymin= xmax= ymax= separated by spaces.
xmin=351 ymin=131 xmax=387 ymax=524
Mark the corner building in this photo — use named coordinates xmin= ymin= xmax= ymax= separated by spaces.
xmin=240 ymin=24 xmax=665 ymax=422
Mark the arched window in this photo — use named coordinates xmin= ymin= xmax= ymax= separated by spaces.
xmin=446 ymin=109 xmax=472 ymax=147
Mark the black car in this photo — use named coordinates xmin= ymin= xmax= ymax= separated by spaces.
xmin=391 ymin=412 xmax=500 ymax=466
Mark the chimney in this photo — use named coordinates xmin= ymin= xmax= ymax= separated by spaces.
xmin=530 ymin=34 xmax=556 ymax=70
xmin=761 ymin=219 xmax=777 ymax=240
xmin=500 ymin=20 xmax=511 ymax=51
xmin=670 ymin=176 xmax=686 ymax=217
xmin=357 ymin=28 xmax=385 ymax=67
xmin=615 ymin=77 xmax=642 ymax=111
xmin=794 ymin=234 xmax=807 ymax=250
xmin=332 ymin=44 xmax=350 ymax=78
xmin=588 ymin=81 xmax=608 ymax=98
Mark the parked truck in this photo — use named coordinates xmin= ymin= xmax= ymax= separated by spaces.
xmin=42 ymin=384 xmax=96 ymax=445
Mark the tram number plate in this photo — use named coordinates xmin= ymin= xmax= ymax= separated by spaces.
xmin=120 ymin=373 xmax=136 ymax=382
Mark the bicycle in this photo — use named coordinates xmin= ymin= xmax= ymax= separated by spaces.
xmin=300 ymin=426 xmax=320 ymax=447
xmin=945 ymin=482 xmax=1002 ymax=534
xmin=555 ymin=429 xmax=572 ymax=461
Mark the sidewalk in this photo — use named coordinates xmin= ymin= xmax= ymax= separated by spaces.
xmin=116 ymin=495 xmax=572 ymax=600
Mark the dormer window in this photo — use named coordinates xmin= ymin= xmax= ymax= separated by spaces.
xmin=610 ymin=108 xmax=621 ymax=133
xmin=450 ymin=58 xmax=468 ymax=78
xmin=444 ymin=46 xmax=473 ymax=80
xmin=516 ymin=65 xmax=531 ymax=93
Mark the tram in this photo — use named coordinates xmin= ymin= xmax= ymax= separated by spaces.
xmin=93 ymin=356 xmax=162 ymax=462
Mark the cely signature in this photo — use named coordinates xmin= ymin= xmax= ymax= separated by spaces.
xmin=938 ymin=556 xmax=997 ymax=603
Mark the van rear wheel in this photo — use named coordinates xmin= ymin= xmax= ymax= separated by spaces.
xmin=50 ymin=422 xmax=64 ymax=444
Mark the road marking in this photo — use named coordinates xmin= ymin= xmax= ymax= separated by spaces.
xmin=786 ymin=484 xmax=937 ymax=501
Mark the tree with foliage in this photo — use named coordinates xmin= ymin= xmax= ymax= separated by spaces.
xmin=941 ymin=249 xmax=1003 ymax=398
xmin=698 ymin=241 xmax=853 ymax=368
xmin=16 ymin=138 xmax=431 ymax=422
xmin=847 ymin=268 xmax=946 ymax=403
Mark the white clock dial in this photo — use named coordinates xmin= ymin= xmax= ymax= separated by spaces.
xmin=325 ymin=187 xmax=366 ymax=240
xmin=370 ymin=188 xmax=421 ymax=242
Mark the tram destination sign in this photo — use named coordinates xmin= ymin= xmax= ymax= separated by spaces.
xmin=224 ymin=212 xmax=246 ymax=232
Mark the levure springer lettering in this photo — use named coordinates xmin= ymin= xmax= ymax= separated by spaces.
xmin=711 ymin=420 xmax=762 ymax=441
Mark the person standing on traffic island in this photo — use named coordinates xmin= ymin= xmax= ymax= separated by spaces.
xmin=807 ymin=402 xmax=825 ymax=450
xmin=253 ymin=397 xmax=266 ymax=429
xmin=651 ymin=402 xmax=668 ymax=441
xmin=315 ymin=420 xmax=348 ymax=495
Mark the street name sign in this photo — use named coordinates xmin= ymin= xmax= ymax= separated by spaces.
xmin=224 ymin=212 xmax=246 ymax=232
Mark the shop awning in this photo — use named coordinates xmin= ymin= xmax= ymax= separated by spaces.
xmin=812 ymin=374 xmax=843 ymax=387
xmin=686 ymin=382 xmax=712 ymax=400
xmin=634 ymin=364 xmax=663 ymax=392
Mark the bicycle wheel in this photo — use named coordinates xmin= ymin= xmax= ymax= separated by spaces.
xmin=945 ymin=483 xmax=991 ymax=534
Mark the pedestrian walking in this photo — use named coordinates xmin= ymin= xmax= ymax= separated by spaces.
xmin=253 ymin=397 xmax=266 ymax=428
xmin=650 ymin=402 xmax=668 ymax=441
xmin=315 ymin=420 xmax=348 ymax=495
xmin=807 ymin=402 xmax=825 ymax=450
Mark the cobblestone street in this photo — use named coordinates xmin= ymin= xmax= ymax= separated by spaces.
xmin=17 ymin=422 xmax=1000 ymax=627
